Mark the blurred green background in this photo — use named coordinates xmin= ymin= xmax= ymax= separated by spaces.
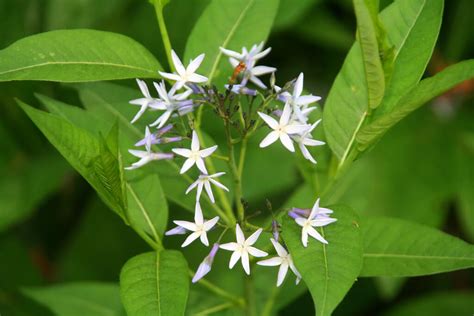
xmin=0 ymin=0 xmax=473 ymax=315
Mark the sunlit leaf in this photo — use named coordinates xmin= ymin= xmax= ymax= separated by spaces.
xmin=0 ymin=30 xmax=161 ymax=82
xmin=184 ymin=0 xmax=279 ymax=86
xmin=360 ymin=216 xmax=474 ymax=277
xmin=120 ymin=251 xmax=189 ymax=316
xmin=281 ymin=205 xmax=363 ymax=316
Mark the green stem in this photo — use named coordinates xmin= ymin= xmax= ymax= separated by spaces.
xmin=224 ymin=121 xmax=245 ymax=223
xmin=195 ymin=302 xmax=235 ymax=315
xmin=190 ymin=270 xmax=245 ymax=307
xmin=245 ymin=275 xmax=256 ymax=316
xmin=261 ymin=286 xmax=279 ymax=316
xmin=152 ymin=1 xmax=175 ymax=72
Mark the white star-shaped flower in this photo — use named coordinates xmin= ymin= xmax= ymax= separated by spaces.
xmin=129 ymin=79 xmax=163 ymax=124
xmin=159 ymin=50 xmax=208 ymax=89
xmin=257 ymin=238 xmax=302 ymax=287
xmin=125 ymin=127 xmax=173 ymax=170
xmin=186 ymin=172 xmax=229 ymax=203
xmin=149 ymin=81 xmax=193 ymax=128
xmin=173 ymin=202 xmax=219 ymax=247
xmin=172 ymin=130 xmax=217 ymax=174
xmin=258 ymin=103 xmax=309 ymax=152
xmin=220 ymin=42 xmax=276 ymax=89
xmin=292 ymin=119 xmax=325 ymax=164
xmin=295 ymin=198 xmax=337 ymax=247
xmin=220 ymin=224 xmax=268 ymax=275
xmin=279 ymin=73 xmax=321 ymax=123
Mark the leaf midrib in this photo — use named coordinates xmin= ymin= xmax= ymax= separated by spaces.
xmin=363 ymin=253 xmax=474 ymax=261
xmin=156 ymin=253 xmax=161 ymax=316
xmin=206 ymin=0 xmax=255 ymax=83
xmin=126 ymin=182 xmax=160 ymax=243
xmin=0 ymin=61 xmax=157 ymax=76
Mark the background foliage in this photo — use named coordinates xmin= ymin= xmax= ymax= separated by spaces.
xmin=0 ymin=0 xmax=473 ymax=315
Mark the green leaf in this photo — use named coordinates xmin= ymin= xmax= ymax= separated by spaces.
xmin=360 ymin=216 xmax=474 ymax=277
xmin=353 ymin=0 xmax=385 ymax=109
xmin=0 ymin=30 xmax=161 ymax=82
xmin=274 ymin=0 xmax=320 ymax=30
xmin=377 ymin=0 xmax=443 ymax=115
xmin=383 ymin=292 xmax=474 ymax=316
xmin=20 ymin=99 xmax=168 ymax=247
xmin=184 ymin=0 xmax=279 ymax=86
xmin=18 ymin=100 xmax=126 ymax=220
xmin=120 ymin=251 xmax=189 ymax=316
xmin=356 ymin=59 xmax=474 ymax=150
xmin=22 ymin=282 xmax=125 ymax=316
xmin=281 ymin=205 xmax=363 ymax=316
xmin=323 ymin=0 xmax=443 ymax=160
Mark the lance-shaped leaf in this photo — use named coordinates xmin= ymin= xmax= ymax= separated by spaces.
xmin=360 ymin=216 xmax=474 ymax=277
xmin=120 ymin=251 xmax=189 ymax=316
xmin=353 ymin=0 xmax=385 ymax=109
xmin=184 ymin=0 xmax=279 ymax=86
xmin=356 ymin=59 xmax=474 ymax=150
xmin=21 ymin=99 xmax=168 ymax=247
xmin=22 ymin=283 xmax=125 ymax=316
xmin=281 ymin=205 xmax=363 ymax=316
xmin=324 ymin=0 xmax=443 ymax=160
xmin=0 ymin=30 xmax=161 ymax=82
xmin=18 ymin=101 xmax=127 ymax=221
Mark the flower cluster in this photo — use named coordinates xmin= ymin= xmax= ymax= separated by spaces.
xmin=126 ymin=44 xmax=337 ymax=287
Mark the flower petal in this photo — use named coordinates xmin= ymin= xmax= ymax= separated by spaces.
xmin=200 ymin=145 xmax=218 ymax=158
xmin=259 ymin=131 xmax=279 ymax=148
xmin=258 ymin=112 xmax=279 ymax=130
xmin=180 ymin=158 xmax=195 ymax=174
xmin=203 ymin=216 xmax=219 ymax=231
xmin=236 ymin=224 xmax=245 ymax=244
xmin=187 ymin=53 xmax=205 ymax=73
xmin=241 ymin=251 xmax=250 ymax=275
xmin=181 ymin=231 xmax=201 ymax=247
xmin=200 ymin=231 xmax=209 ymax=246
xmin=252 ymin=65 xmax=276 ymax=76
xmin=306 ymin=226 xmax=328 ymax=244
xmin=257 ymin=257 xmax=283 ymax=266
xmin=194 ymin=202 xmax=204 ymax=225
xmin=245 ymin=228 xmax=263 ymax=246
xmin=270 ymin=238 xmax=288 ymax=257
xmin=173 ymin=220 xmax=197 ymax=231
xmin=247 ymin=246 xmax=268 ymax=257
xmin=171 ymin=49 xmax=186 ymax=75
xmin=191 ymin=130 xmax=200 ymax=151
xmin=229 ymin=251 xmax=241 ymax=269
xmin=195 ymin=157 xmax=208 ymax=174
xmin=277 ymin=262 xmax=289 ymax=287
xmin=280 ymin=133 xmax=295 ymax=152
xmin=294 ymin=73 xmax=304 ymax=98
xmin=204 ymin=180 xmax=215 ymax=203
xmin=220 ymin=242 xmax=238 ymax=251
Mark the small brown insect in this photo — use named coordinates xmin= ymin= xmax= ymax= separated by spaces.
xmin=230 ymin=61 xmax=246 ymax=84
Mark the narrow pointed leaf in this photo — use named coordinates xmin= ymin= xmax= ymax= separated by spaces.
xmin=18 ymin=100 xmax=127 ymax=221
xmin=184 ymin=0 xmax=279 ymax=86
xmin=360 ymin=216 xmax=474 ymax=277
xmin=353 ymin=0 xmax=385 ymax=109
xmin=120 ymin=251 xmax=189 ymax=316
xmin=356 ymin=59 xmax=474 ymax=150
xmin=281 ymin=205 xmax=363 ymax=316
xmin=0 ymin=30 xmax=161 ymax=82
xmin=22 ymin=283 xmax=125 ymax=316
xmin=324 ymin=0 xmax=444 ymax=159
